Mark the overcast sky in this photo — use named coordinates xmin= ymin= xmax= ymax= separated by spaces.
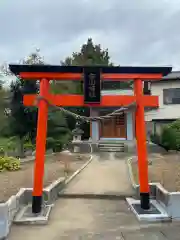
xmin=0 ymin=0 xmax=180 ymax=72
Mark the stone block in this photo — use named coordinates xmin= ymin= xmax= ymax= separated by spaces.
xmin=45 ymin=178 xmax=65 ymax=204
xmin=156 ymin=184 xmax=169 ymax=208
xmin=126 ymin=198 xmax=170 ymax=222
xmin=168 ymin=193 xmax=180 ymax=219
xmin=7 ymin=196 xmax=18 ymax=225
xmin=14 ymin=204 xmax=52 ymax=225
xmin=0 ymin=203 xmax=9 ymax=239
xmin=16 ymin=188 xmax=26 ymax=206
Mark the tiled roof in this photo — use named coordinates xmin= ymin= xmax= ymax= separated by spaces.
xmin=162 ymin=71 xmax=180 ymax=79
xmin=152 ymin=71 xmax=180 ymax=82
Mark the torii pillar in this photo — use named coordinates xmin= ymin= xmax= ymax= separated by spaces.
xmin=9 ymin=65 xmax=172 ymax=213
xmin=134 ymin=79 xmax=149 ymax=208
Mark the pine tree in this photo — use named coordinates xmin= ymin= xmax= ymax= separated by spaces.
xmin=55 ymin=38 xmax=116 ymax=138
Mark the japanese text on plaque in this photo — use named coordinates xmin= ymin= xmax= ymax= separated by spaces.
xmin=88 ymin=73 xmax=96 ymax=98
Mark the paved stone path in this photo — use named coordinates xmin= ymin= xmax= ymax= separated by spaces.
xmin=63 ymin=153 xmax=134 ymax=196
xmin=8 ymin=154 xmax=180 ymax=239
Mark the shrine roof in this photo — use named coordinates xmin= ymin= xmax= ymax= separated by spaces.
xmin=163 ymin=71 xmax=180 ymax=79
xmin=149 ymin=71 xmax=180 ymax=83
xmin=9 ymin=64 xmax=172 ymax=76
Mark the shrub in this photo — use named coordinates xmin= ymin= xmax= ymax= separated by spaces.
xmin=152 ymin=120 xmax=180 ymax=151
xmin=168 ymin=120 xmax=180 ymax=150
xmin=7 ymin=136 xmax=18 ymax=152
xmin=24 ymin=142 xmax=35 ymax=152
xmin=46 ymin=137 xmax=64 ymax=152
xmin=0 ymin=157 xmax=5 ymax=172
xmin=161 ymin=126 xmax=177 ymax=151
xmin=150 ymin=133 xmax=161 ymax=145
xmin=169 ymin=119 xmax=180 ymax=131
xmin=0 ymin=148 xmax=5 ymax=156
xmin=46 ymin=133 xmax=72 ymax=152
xmin=46 ymin=137 xmax=56 ymax=150
xmin=0 ymin=156 xmax=21 ymax=172
xmin=53 ymin=139 xmax=63 ymax=152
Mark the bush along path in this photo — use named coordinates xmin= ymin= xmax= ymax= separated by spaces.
xmin=0 ymin=156 xmax=20 ymax=172
xmin=150 ymin=119 xmax=180 ymax=152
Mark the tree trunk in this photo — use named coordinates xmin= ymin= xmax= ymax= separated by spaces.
xmin=18 ymin=137 xmax=25 ymax=158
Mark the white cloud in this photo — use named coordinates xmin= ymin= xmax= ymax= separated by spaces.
xmin=0 ymin=0 xmax=179 ymax=71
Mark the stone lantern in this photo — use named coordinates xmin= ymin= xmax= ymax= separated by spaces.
xmin=72 ymin=122 xmax=84 ymax=142
xmin=72 ymin=122 xmax=84 ymax=153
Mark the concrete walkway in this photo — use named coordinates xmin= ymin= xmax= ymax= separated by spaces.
xmin=8 ymin=154 xmax=180 ymax=239
xmin=63 ymin=153 xmax=134 ymax=197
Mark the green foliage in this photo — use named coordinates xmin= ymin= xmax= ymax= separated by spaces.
xmin=0 ymin=147 xmax=4 ymax=156
xmin=46 ymin=137 xmax=56 ymax=150
xmin=46 ymin=110 xmax=72 ymax=151
xmin=0 ymin=137 xmax=10 ymax=149
xmin=151 ymin=120 xmax=180 ymax=151
xmin=61 ymin=38 xmax=113 ymax=66
xmin=161 ymin=126 xmax=177 ymax=151
xmin=0 ymin=137 xmax=18 ymax=156
xmin=47 ymin=110 xmax=69 ymax=137
xmin=54 ymin=38 xmax=116 ymax=139
xmin=46 ymin=134 xmax=71 ymax=152
xmin=0 ymin=39 xmax=133 ymax=154
xmin=1 ymin=50 xmax=43 ymax=157
xmin=169 ymin=119 xmax=180 ymax=131
xmin=0 ymin=85 xmax=9 ymax=132
xmin=24 ymin=141 xmax=35 ymax=151
xmin=64 ymin=107 xmax=90 ymax=139
xmin=150 ymin=133 xmax=161 ymax=145
xmin=6 ymin=136 xmax=17 ymax=152
xmin=0 ymin=156 xmax=20 ymax=172
xmin=52 ymin=38 xmax=114 ymax=96
xmin=52 ymin=133 xmax=72 ymax=152
xmin=52 ymin=139 xmax=63 ymax=152
xmin=8 ymin=75 xmax=38 ymax=142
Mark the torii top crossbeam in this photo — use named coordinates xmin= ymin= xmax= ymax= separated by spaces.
xmin=9 ymin=65 xmax=172 ymax=108
xmin=9 ymin=64 xmax=171 ymax=80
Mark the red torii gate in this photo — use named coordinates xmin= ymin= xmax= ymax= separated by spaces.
xmin=9 ymin=65 xmax=172 ymax=214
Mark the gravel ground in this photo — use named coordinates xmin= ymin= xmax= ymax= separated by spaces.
xmin=131 ymin=152 xmax=180 ymax=192
xmin=0 ymin=153 xmax=90 ymax=202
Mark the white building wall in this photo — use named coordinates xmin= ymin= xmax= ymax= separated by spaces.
xmin=101 ymin=89 xmax=133 ymax=96
xmin=145 ymin=80 xmax=180 ymax=121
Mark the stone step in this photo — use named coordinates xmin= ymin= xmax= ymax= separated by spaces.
xmin=98 ymin=143 xmax=125 ymax=152
xmin=98 ymin=142 xmax=125 ymax=146
xmin=99 ymin=149 xmax=124 ymax=152
xmin=99 ymin=144 xmax=124 ymax=147
xmin=99 ymin=146 xmax=124 ymax=150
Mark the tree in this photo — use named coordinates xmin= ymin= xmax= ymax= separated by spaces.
xmin=61 ymin=38 xmax=113 ymax=66
xmin=47 ymin=109 xmax=71 ymax=151
xmin=0 ymin=80 xmax=9 ymax=133
xmin=2 ymin=48 xmax=71 ymax=155
xmin=54 ymin=38 xmax=117 ymax=138
xmin=1 ymin=49 xmax=42 ymax=157
xmin=51 ymin=38 xmax=114 ymax=96
xmin=20 ymin=50 xmax=42 ymax=143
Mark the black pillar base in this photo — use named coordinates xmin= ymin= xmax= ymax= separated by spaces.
xmin=140 ymin=192 xmax=150 ymax=210
xmin=32 ymin=196 xmax=42 ymax=214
